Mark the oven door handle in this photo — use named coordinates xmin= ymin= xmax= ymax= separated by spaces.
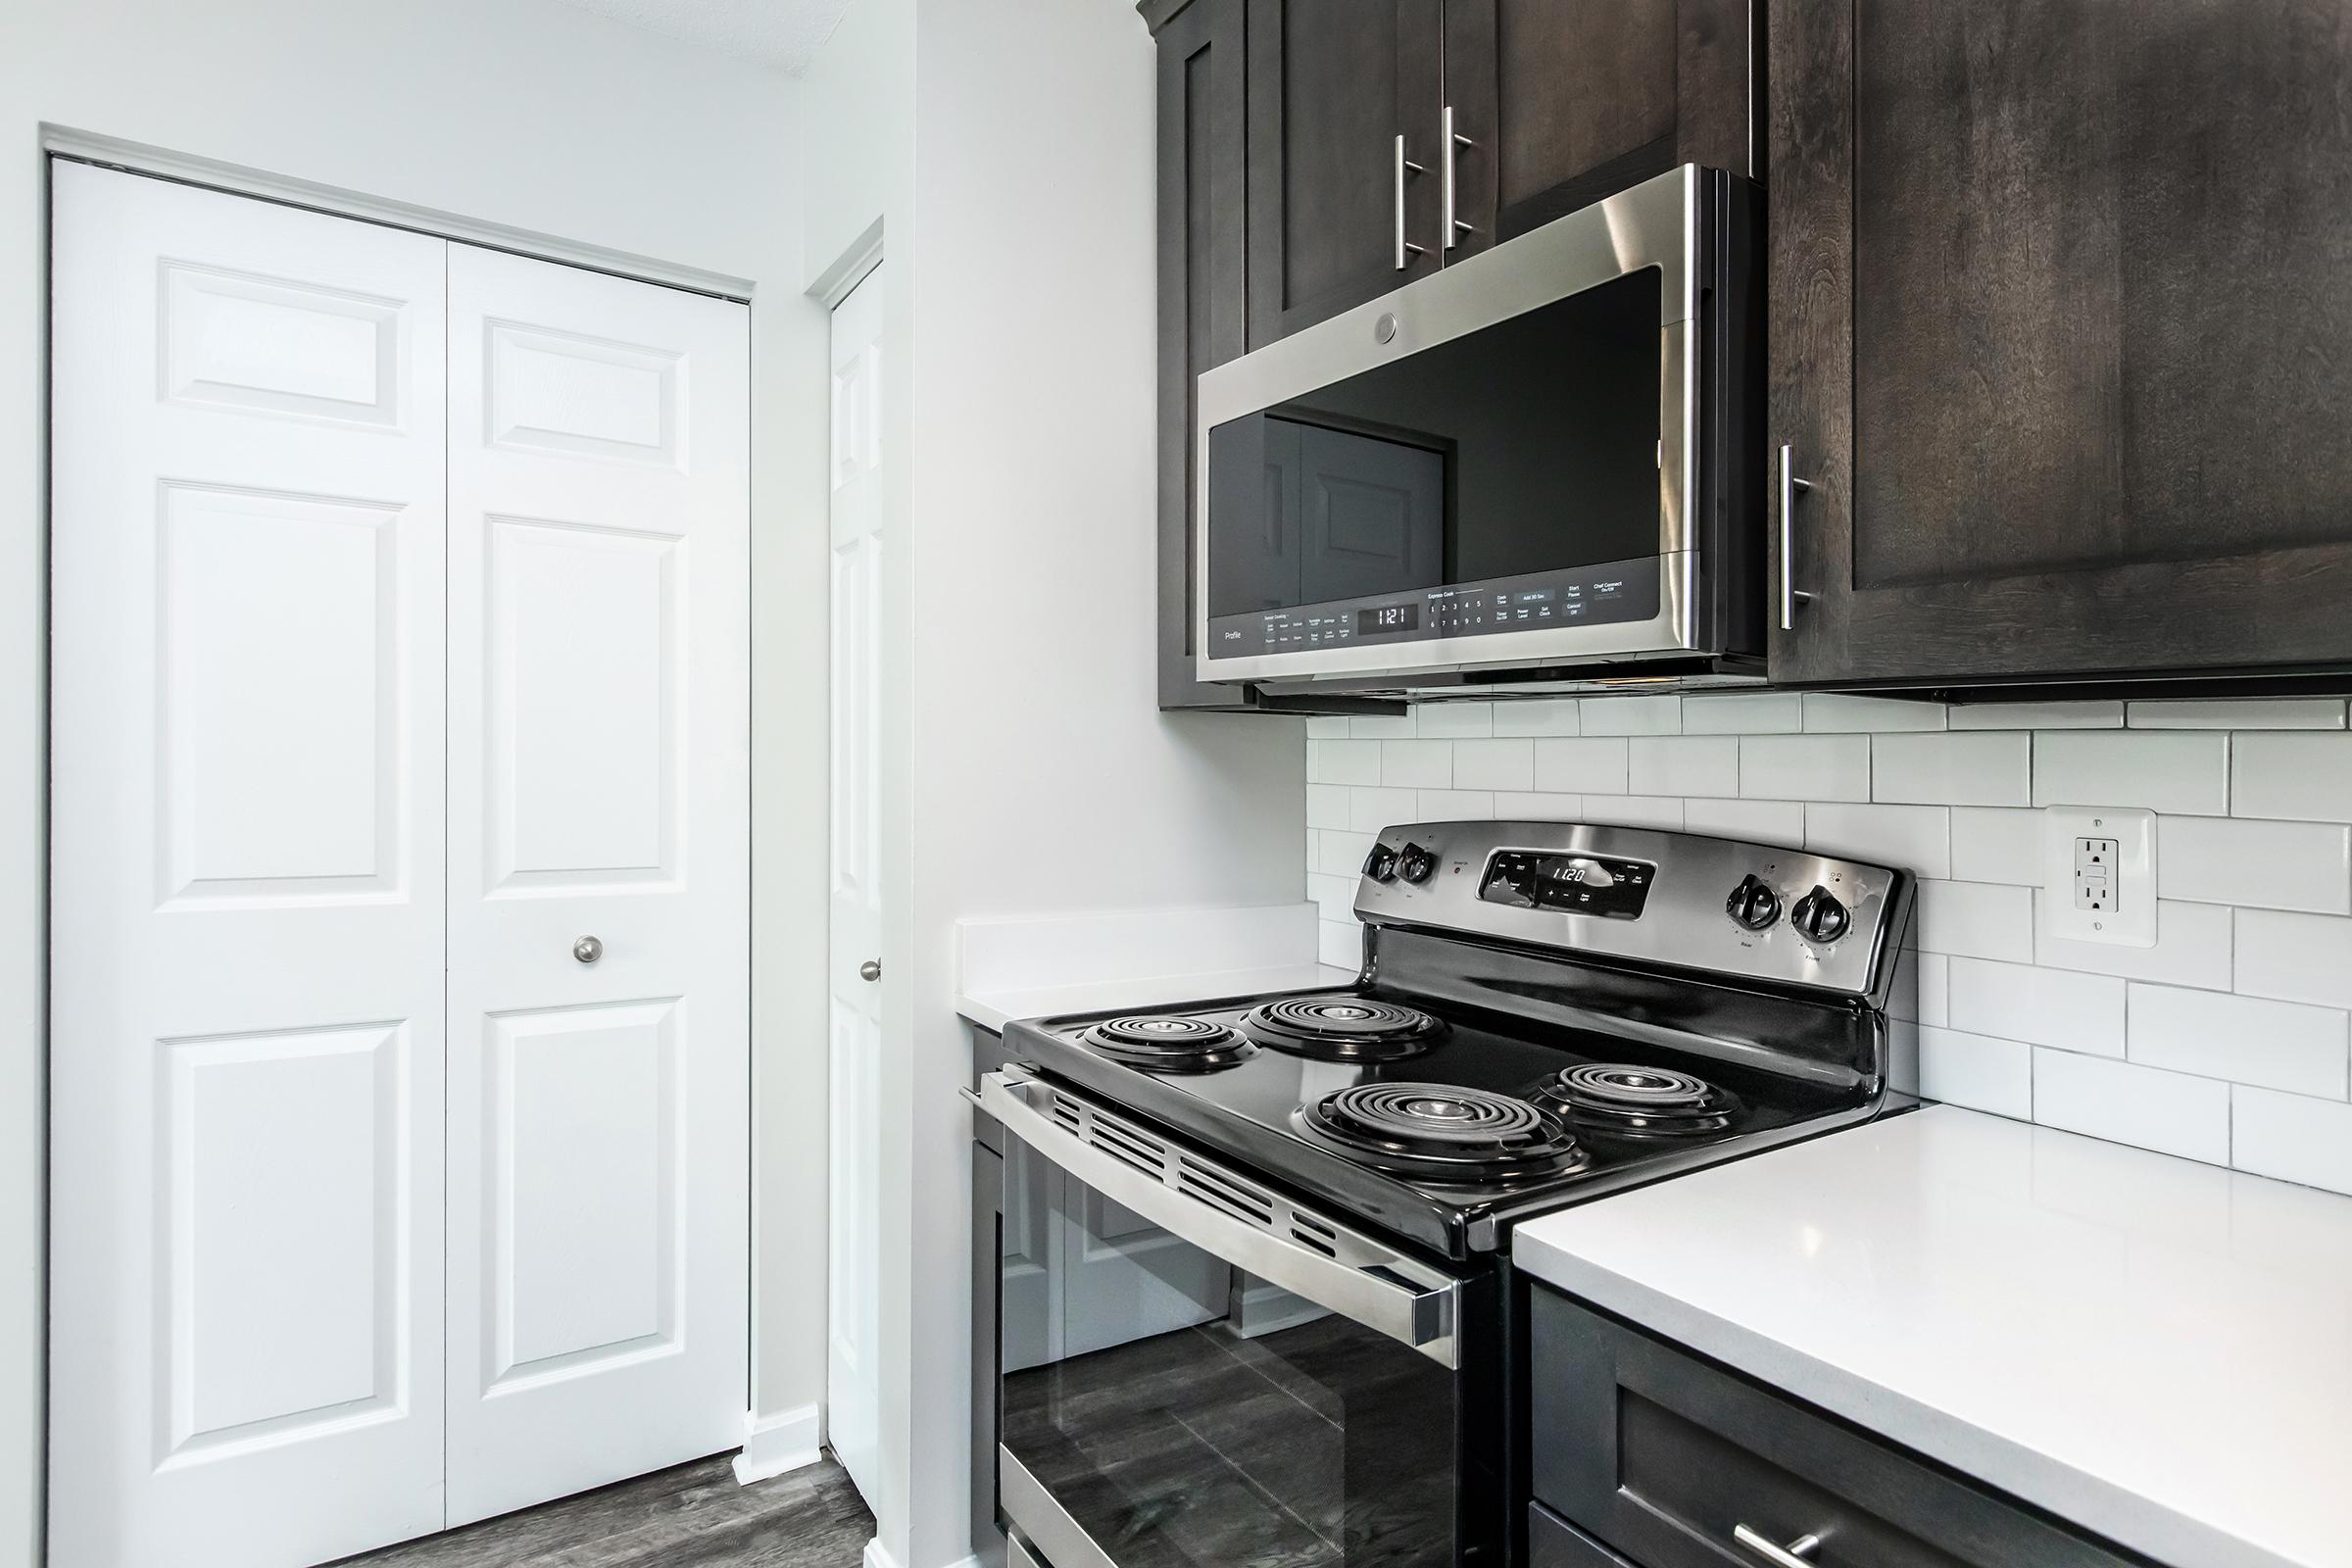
xmin=976 ymin=1071 xmax=1461 ymax=1368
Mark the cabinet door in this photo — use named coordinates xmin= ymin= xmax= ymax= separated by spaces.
xmin=1770 ymin=0 xmax=2352 ymax=686
xmin=1445 ymin=0 xmax=1754 ymax=256
xmin=1247 ymin=0 xmax=1446 ymax=346
xmin=1153 ymin=0 xmax=1260 ymax=710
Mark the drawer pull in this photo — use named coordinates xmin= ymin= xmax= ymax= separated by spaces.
xmin=1734 ymin=1525 xmax=1823 ymax=1567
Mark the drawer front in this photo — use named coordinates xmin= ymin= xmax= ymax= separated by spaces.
xmin=1530 ymin=1501 xmax=1639 ymax=1568
xmin=1529 ymin=1286 xmax=2143 ymax=1568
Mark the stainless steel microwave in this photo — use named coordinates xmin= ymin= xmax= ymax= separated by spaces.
xmin=1195 ymin=164 xmax=1763 ymax=695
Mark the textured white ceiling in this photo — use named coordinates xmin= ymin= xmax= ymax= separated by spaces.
xmin=546 ymin=0 xmax=854 ymax=74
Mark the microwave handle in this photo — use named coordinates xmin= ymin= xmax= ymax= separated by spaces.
xmin=976 ymin=1071 xmax=1460 ymax=1367
xmin=1779 ymin=443 xmax=1816 ymax=631
xmin=1395 ymin=134 xmax=1429 ymax=271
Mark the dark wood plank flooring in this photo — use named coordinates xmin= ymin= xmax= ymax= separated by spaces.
xmin=332 ymin=1453 xmax=874 ymax=1568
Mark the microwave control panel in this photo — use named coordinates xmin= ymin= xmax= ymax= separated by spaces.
xmin=1206 ymin=557 xmax=1660 ymax=661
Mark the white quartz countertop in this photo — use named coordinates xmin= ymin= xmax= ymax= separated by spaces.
xmin=957 ymin=962 xmax=1354 ymax=1034
xmin=1513 ymin=1105 xmax=2352 ymax=1568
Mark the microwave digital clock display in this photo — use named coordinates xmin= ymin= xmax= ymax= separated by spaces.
xmin=1356 ymin=605 xmax=1419 ymax=635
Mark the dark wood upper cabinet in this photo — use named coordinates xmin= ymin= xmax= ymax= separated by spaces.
xmin=1445 ymin=0 xmax=1757 ymax=256
xmin=1246 ymin=0 xmax=1446 ymax=348
xmin=1771 ymin=0 xmax=2352 ymax=688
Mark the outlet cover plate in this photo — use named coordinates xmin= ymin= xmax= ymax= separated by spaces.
xmin=2042 ymin=805 xmax=2156 ymax=947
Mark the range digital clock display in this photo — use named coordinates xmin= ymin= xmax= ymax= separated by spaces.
xmin=1356 ymin=604 xmax=1420 ymax=635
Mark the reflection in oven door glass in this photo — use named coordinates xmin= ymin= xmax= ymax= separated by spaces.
xmin=999 ymin=1145 xmax=1458 ymax=1565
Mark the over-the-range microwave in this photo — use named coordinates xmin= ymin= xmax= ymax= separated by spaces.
xmin=1195 ymin=164 xmax=1764 ymax=697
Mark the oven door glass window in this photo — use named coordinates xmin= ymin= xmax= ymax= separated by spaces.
xmin=997 ymin=1137 xmax=1462 ymax=1566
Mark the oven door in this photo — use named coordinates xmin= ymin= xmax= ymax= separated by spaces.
xmin=1194 ymin=163 xmax=1759 ymax=686
xmin=979 ymin=1069 xmax=1494 ymax=1568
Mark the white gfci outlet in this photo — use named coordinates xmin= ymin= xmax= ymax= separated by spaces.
xmin=2043 ymin=806 xmax=2156 ymax=947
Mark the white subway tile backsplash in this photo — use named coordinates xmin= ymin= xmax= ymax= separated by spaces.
xmin=2232 ymin=1088 xmax=2352 ymax=1196
xmin=1309 ymin=739 xmax=1380 ymax=786
xmin=1489 ymin=699 xmax=1582 ymax=737
xmin=1534 ymin=738 xmax=1628 ymax=795
xmin=1740 ymin=734 xmax=1870 ymax=802
xmin=1416 ymin=789 xmax=1495 ymax=820
xmin=1307 ymin=871 xmax=1357 ymax=922
xmin=1415 ymin=702 xmax=1494 ymax=737
xmin=1380 ymin=739 xmax=1452 ymax=788
xmin=2035 ymin=898 xmax=2233 ymax=989
xmin=1872 ymin=732 xmax=2032 ymax=808
xmin=1919 ymin=1027 xmax=2033 ymax=1118
xmin=2034 ymin=731 xmax=2230 ymax=815
xmin=1948 ymin=807 xmax=2044 ymax=886
xmin=1628 ymin=736 xmax=1740 ymax=798
xmin=2155 ymin=814 xmax=2352 ymax=914
xmin=1681 ymin=692 xmax=1804 ymax=734
xmin=2230 ymin=733 xmax=2352 ymax=823
xmin=2032 ymin=1049 xmax=2231 ymax=1165
xmin=1578 ymin=695 xmax=1681 ymax=735
xmin=1348 ymin=786 xmax=1421 ymax=834
xmin=2127 ymin=984 xmax=2349 ymax=1099
xmin=1917 ymin=953 xmax=1950 ymax=1028
xmin=1802 ymin=693 xmax=1947 ymax=732
xmin=1683 ymin=798 xmax=1805 ymax=846
xmin=1582 ymin=796 xmax=1685 ymax=830
xmin=1318 ymin=918 xmax=1365 ymax=968
xmin=2131 ymin=698 xmax=2346 ymax=730
xmin=1493 ymin=791 xmax=1585 ymax=821
xmin=1449 ymin=738 xmax=1536 ymax=792
xmin=1948 ymin=701 xmax=2123 ymax=730
xmin=1301 ymin=703 xmax=2352 ymax=1185
xmin=2235 ymin=908 xmax=2352 ymax=1009
xmin=1804 ymin=803 xmax=1951 ymax=879
xmin=1917 ymin=879 xmax=2035 ymax=963
xmin=1947 ymin=958 xmax=2125 ymax=1054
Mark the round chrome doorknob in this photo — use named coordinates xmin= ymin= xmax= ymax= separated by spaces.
xmin=858 ymin=959 xmax=882 ymax=983
xmin=572 ymin=935 xmax=604 ymax=964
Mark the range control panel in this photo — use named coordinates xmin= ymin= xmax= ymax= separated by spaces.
xmin=1353 ymin=819 xmax=1916 ymax=1001
xmin=1204 ymin=558 xmax=1661 ymax=661
xmin=1479 ymin=851 xmax=1655 ymax=919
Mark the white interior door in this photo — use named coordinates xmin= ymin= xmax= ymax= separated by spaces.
xmin=826 ymin=265 xmax=885 ymax=1507
xmin=443 ymin=244 xmax=752 ymax=1525
xmin=48 ymin=163 xmax=450 ymax=1568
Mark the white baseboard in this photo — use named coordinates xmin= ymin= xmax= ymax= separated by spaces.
xmin=731 ymin=1402 xmax=822 ymax=1485
xmin=860 ymin=1538 xmax=977 ymax=1568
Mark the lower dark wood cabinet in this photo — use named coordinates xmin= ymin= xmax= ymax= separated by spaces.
xmin=1528 ymin=1287 xmax=2145 ymax=1568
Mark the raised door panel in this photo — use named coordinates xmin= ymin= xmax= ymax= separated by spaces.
xmin=50 ymin=162 xmax=448 ymax=1568
xmin=1247 ymin=0 xmax=1446 ymax=346
xmin=1446 ymin=0 xmax=1754 ymax=258
xmin=445 ymin=243 xmax=749 ymax=1527
xmin=1772 ymin=0 xmax=2352 ymax=685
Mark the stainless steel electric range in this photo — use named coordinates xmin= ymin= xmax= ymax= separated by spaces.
xmin=970 ymin=820 xmax=1918 ymax=1568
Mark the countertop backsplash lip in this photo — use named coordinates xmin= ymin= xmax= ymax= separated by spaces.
xmin=1304 ymin=691 xmax=2352 ymax=1197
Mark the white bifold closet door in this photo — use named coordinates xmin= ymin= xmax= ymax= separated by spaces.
xmin=441 ymin=243 xmax=750 ymax=1527
xmin=49 ymin=162 xmax=750 ymax=1568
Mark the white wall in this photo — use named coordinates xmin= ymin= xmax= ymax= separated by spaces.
xmin=795 ymin=1 xmax=1309 ymax=1561
xmin=1 ymin=5 xmax=828 ymax=1562
xmin=1309 ymin=692 xmax=2352 ymax=1190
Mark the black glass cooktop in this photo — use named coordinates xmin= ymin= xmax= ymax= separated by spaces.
xmin=1005 ymin=987 xmax=1880 ymax=1260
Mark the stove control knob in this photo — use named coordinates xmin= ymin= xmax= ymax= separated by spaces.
xmin=1397 ymin=843 xmax=1437 ymax=884
xmin=1362 ymin=844 xmax=1399 ymax=882
xmin=1791 ymin=885 xmax=1851 ymax=945
xmin=1726 ymin=874 xmax=1783 ymax=931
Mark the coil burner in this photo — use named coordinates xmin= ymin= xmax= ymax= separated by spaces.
xmin=1078 ymin=1015 xmax=1255 ymax=1073
xmin=1293 ymin=1082 xmax=1585 ymax=1183
xmin=1533 ymin=1063 xmax=1743 ymax=1138
xmin=1242 ymin=997 xmax=1446 ymax=1063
